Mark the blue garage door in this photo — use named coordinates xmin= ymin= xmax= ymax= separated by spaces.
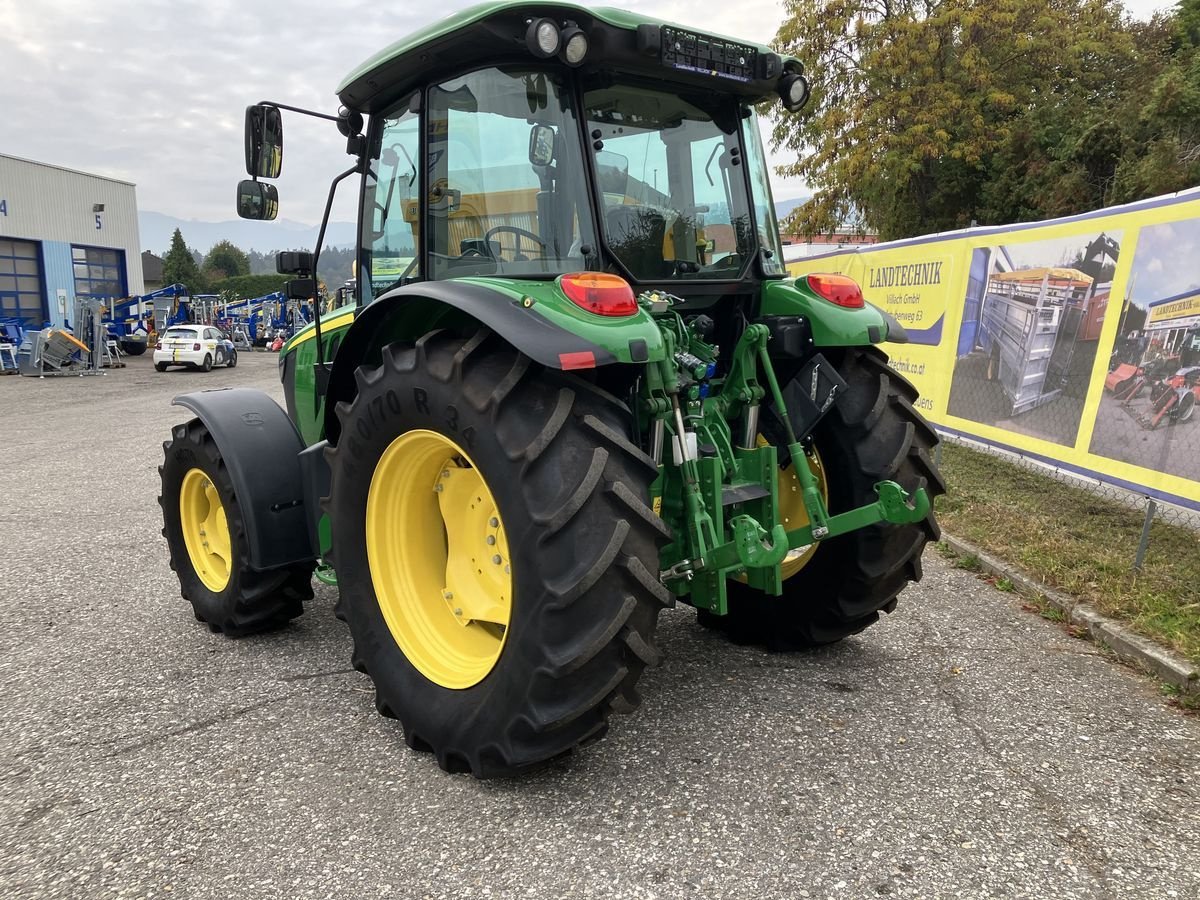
xmin=72 ymin=245 xmax=126 ymax=301
xmin=0 ymin=238 xmax=47 ymax=328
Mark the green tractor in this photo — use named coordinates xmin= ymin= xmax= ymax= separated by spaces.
xmin=160 ymin=1 xmax=943 ymax=777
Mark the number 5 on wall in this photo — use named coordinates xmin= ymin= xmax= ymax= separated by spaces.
xmin=95 ymin=214 xmax=102 ymax=230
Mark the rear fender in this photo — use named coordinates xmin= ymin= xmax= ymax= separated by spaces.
xmin=323 ymin=278 xmax=663 ymax=443
xmin=172 ymin=388 xmax=316 ymax=570
xmin=761 ymin=279 xmax=905 ymax=348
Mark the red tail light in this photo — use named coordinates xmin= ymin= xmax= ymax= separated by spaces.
xmin=806 ymin=273 xmax=865 ymax=309
xmin=559 ymin=272 xmax=638 ymax=317
xmin=193 ymin=342 xmax=201 ymax=351
xmin=155 ymin=341 xmax=162 ymax=350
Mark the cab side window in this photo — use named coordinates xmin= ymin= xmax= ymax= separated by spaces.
xmin=425 ymin=68 xmax=596 ymax=279
xmin=361 ymin=94 xmax=421 ymax=303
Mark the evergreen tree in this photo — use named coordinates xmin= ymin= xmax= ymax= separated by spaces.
xmin=161 ymin=228 xmax=206 ymax=292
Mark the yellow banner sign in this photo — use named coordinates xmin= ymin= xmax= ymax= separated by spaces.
xmin=789 ymin=188 xmax=1200 ymax=512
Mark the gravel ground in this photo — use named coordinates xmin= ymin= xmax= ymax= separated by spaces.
xmin=1 ymin=351 xmax=1198 ymax=900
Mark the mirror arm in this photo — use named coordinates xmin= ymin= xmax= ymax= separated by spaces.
xmin=257 ymin=100 xmax=343 ymax=124
xmin=311 ymin=161 xmax=364 ymax=371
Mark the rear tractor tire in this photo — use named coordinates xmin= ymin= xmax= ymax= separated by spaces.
xmin=324 ymin=329 xmax=671 ymax=777
xmin=701 ymin=346 xmax=944 ymax=649
xmin=160 ymin=419 xmax=312 ymax=635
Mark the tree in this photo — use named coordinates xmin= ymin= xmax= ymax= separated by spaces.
xmin=202 ymin=240 xmax=251 ymax=282
xmin=771 ymin=0 xmax=1139 ymax=239
xmin=247 ymin=249 xmax=276 ymax=275
xmin=1177 ymin=0 xmax=1200 ymax=50
xmin=161 ymin=228 xmax=207 ymax=292
xmin=1110 ymin=12 xmax=1200 ymax=202
xmin=977 ymin=9 xmax=1180 ymax=222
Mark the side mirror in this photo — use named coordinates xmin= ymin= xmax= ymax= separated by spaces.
xmin=277 ymin=251 xmax=314 ymax=275
xmin=528 ymin=124 xmax=555 ymax=167
xmin=244 ymin=104 xmax=284 ymax=178
xmin=236 ymin=180 xmax=279 ymax=220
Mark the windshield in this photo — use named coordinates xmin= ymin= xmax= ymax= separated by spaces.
xmin=426 ymin=68 xmax=596 ymax=279
xmin=583 ymin=83 xmax=758 ymax=282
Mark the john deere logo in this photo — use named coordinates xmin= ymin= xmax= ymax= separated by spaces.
xmin=241 ymin=412 xmax=265 ymax=426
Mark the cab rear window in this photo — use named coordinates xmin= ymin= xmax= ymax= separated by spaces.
xmin=166 ymin=328 xmax=199 ymax=339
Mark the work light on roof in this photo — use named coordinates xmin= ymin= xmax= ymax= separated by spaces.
xmin=560 ymin=25 xmax=589 ymax=66
xmin=779 ymin=72 xmax=811 ymax=113
xmin=526 ymin=18 xmax=561 ymax=58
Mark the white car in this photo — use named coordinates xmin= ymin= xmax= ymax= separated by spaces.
xmin=153 ymin=325 xmax=237 ymax=372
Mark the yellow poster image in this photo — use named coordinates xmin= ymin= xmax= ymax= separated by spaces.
xmin=789 ymin=188 xmax=1200 ymax=512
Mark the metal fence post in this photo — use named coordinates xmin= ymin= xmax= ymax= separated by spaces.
xmin=1134 ymin=498 xmax=1157 ymax=571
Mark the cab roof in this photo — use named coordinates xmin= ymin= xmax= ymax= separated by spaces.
xmin=337 ymin=1 xmax=799 ymax=114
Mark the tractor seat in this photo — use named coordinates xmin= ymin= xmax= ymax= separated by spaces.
xmin=605 ymin=205 xmax=672 ymax=279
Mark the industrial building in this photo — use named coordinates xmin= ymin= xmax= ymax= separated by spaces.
xmin=0 ymin=153 xmax=144 ymax=330
xmin=780 ymin=228 xmax=879 ymax=263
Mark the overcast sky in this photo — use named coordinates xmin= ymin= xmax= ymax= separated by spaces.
xmin=1128 ymin=219 xmax=1200 ymax=306
xmin=0 ymin=0 xmax=1173 ymax=228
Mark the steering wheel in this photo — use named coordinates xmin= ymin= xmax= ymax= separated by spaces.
xmin=483 ymin=225 xmax=549 ymax=261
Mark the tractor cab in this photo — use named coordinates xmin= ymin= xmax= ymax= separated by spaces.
xmin=357 ymin=62 xmax=789 ymax=298
xmin=240 ymin=2 xmax=809 ymax=309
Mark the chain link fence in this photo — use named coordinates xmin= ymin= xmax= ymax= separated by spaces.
xmin=934 ymin=429 xmax=1200 ymax=570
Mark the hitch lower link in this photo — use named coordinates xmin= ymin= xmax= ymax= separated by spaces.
xmin=714 ymin=339 xmax=930 ymax=570
xmin=665 ymin=331 xmax=931 ymax=581
xmin=702 ymin=479 xmax=930 ymax=575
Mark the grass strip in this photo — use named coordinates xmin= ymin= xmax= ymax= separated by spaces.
xmin=936 ymin=442 xmax=1200 ymax=669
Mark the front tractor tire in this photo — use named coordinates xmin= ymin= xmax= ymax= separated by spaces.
xmin=703 ymin=347 xmax=944 ymax=649
xmin=325 ymin=330 xmax=671 ymax=777
xmin=160 ymin=420 xmax=313 ymax=635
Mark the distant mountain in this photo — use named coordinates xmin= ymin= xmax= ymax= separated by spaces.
xmin=774 ymin=196 xmax=810 ymax=222
xmin=139 ymin=211 xmax=357 ymax=255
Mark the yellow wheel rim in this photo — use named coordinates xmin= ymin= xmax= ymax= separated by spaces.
xmin=771 ymin=437 xmax=828 ymax=580
xmin=365 ymin=429 xmax=511 ymax=689
xmin=179 ymin=468 xmax=232 ymax=593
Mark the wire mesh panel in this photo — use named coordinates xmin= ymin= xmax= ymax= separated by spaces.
xmin=938 ymin=430 xmax=1200 ymax=534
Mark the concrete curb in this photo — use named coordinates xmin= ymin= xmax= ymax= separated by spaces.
xmin=940 ymin=533 xmax=1200 ymax=696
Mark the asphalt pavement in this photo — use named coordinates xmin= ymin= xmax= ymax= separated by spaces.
xmin=1 ymin=351 xmax=1198 ymax=899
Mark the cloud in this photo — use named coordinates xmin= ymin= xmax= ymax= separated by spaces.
xmin=0 ymin=0 xmax=1164 ymax=229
